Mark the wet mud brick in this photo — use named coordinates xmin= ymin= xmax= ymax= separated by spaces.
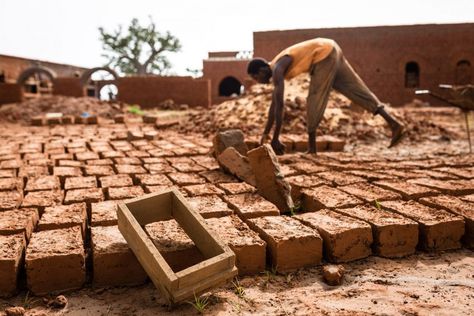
xmin=114 ymin=157 xmax=142 ymax=165
xmin=108 ymin=186 xmax=145 ymax=200
xmin=295 ymin=210 xmax=372 ymax=262
xmin=0 ymin=190 xmax=23 ymax=211
xmin=91 ymin=226 xmax=147 ymax=286
xmin=38 ymin=203 xmax=87 ymax=237
xmin=247 ymin=215 xmax=322 ymax=271
xmin=115 ymin=164 xmax=147 ymax=175
xmin=213 ymin=129 xmax=249 ymax=157
xmin=135 ymin=174 xmax=173 ymax=186
xmin=168 ymin=172 xmax=206 ymax=186
xmin=25 ymin=175 xmax=60 ymax=192
xmin=339 ymin=182 xmax=401 ymax=203
xmin=217 ymin=182 xmax=256 ymax=195
xmin=183 ymin=183 xmax=224 ymax=197
xmin=91 ymin=200 xmax=120 ymax=227
xmin=223 ymin=193 xmax=280 ymax=219
xmin=75 ymin=151 xmax=100 ymax=161
xmin=64 ymin=176 xmax=97 ymax=190
xmin=301 ymin=185 xmax=363 ymax=211
xmin=84 ymin=165 xmax=115 ymax=177
xmin=317 ymin=171 xmax=366 ymax=186
xmin=199 ymin=170 xmax=237 ymax=184
xmin=380 ymin=200 xmax=465 ymax=251
xmin=53 ymin=166 xmax=82 ymax=180
xmin=286 ymin=175 xmax=327 ymax=201
xmin=419 ymin=195 xmax=474 ymax=248
xmin=336 ymin=205 xmax=418 ymax=258
xmin=0 ymin=234 xmax=25 ymax=297
xmin=217 ymin=147 xmax=257 ymax=186
xmin=187 ymin=195 xmax=233 ymax=218
xmin=26 ymin=227 xmax=85 ymax=295
xmin=0 ymin=208 xmax=38 ymax=241
xmin=408 ymin=178 xmax=474 ymax=196
xmin=206 ymin=215 xmax=266 ymax=275
xmin=373 ymin=180 xmax=438 ymax=200
xmin=64 ymin=188 xmax=104 ymax=218
xmin=145 ymin=220 xmax=205 ymax=272
xmin=99 ymin=174 xmax=134 ymax=189
xmin=22 ymin=190 xmax=63 ymax=211
xmin=247 ymin=145 xmax=294 ymax=212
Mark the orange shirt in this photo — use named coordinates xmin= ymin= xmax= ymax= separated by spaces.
xmin=270 ymin=38 xmax=335 ymax=79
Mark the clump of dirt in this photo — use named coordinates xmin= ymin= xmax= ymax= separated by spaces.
xmin=0 ymin=96 xmax=125 ymax=123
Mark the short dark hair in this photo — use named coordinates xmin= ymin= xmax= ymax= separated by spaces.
xmin=247 ymin=58 xmax=269 ymax=75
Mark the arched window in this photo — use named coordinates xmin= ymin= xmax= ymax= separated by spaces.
xmin=405 ymin=62 xmax=419 ymax=88
xmin=455 ymin=60 xmax=471 ymax=85
xmin=218 ymin=76 xmax=243 ymax=97
xmin=99 ymin=84 xmax=118 ymax=101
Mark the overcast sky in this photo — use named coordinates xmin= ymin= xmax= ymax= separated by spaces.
xmin=0 ymin=0 xmax=473 ymax=75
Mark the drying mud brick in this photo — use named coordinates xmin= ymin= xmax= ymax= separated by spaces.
xmin=286 ymin=175 xmax=328 ymax=201
xmin=38 ymin=203 xmax=87 ymax=237
xmin=91 ymin=200 xmax=120 ymax=227
xmin=295 ymin=210 xmax=373 ymax=263
xmin=217 ymin=182 xmax=256 ymax=195
xmin=247 ymin=145 xmax=294 ymax=213
xmin=206 ymin=215 xmax=266 ymax=275
xmin=380 ymin=200 xmax=465 ymax=251
xmin=199 ymin=170 xmax=237 ymax=184
xmin=217 ymin=147 xmax=256 ymax=186
xmin=213 ymin=129 xmax=249 ymax=157
xmin=339 ymin=182 xmax=401 ymax=203
xmin=26 ymin=227 xmax=85 ymax=295
xmin=408 ymin=178 xmax=474 ymax=196
xmin=187 ymin=195 xmax=233 ymax=218
xmin=0 ymin=169 xmax=16 ymax=178
xmin=99 ymin=174 xmax=134 ymax=188
xmin=64 ymin=176 xmax=97 ymax=190
xmin=64 ymin=188 xmax=104 ymax=205
xmin=145 ymin=220 xmax=205 ymax=272
xmin=75 ymin=152 xmax=100 ymax=161
xmin=374 ymin=180 xmax=437 ymax=200
xmin=25 ymin=176 xmax=60 ymax=192
xmin=336 ymin=205 xmax=418 ymax=258
xmin=223 ymin=193 xmax=280 ymax=219
xmin=22 ymin=190 xmax=63 ymax=210
xmin=419 ymin=195 xmax=474 ymax=248
xmin=0 ymin=234 xmax=25 ymax=297
xmin=247 ymin=215 xmax=322 ymax=271
xmin=168 ymin=172 xmax=206 ymax=186
xmin=91 ymin=226 xmax=147 ymax=286
xmin=317 ymin=171 xmax=365 ymax=186
xmin=0 ymin=191 xmax=23 ymax=211
xmin=53 ymin=166 xmax=82 ymax=178
xmin=0 ymin=178 xmax=22 ymax=192
xmin=301 ymin=185 xmax=363 ymax=211
xmin=84 ymin=165 xmax=115 ymax=177
xmin=460 ymin=194 xmax=474 ymax=203
xmin=135 ymin=174 xmax=173 ymax=186
xmin=114 ymin=157 xmax=142 ymax=165
xmin=183 ymin=183 xmax=224 ymax=196
xmin=108 ymin=186 xmax=145 ymax=200
xmin=0 ymin=208 xmax=39 ymax=241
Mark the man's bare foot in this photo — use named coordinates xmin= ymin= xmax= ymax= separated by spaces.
xmin=389 ymin=123 xmax=405 ymax=148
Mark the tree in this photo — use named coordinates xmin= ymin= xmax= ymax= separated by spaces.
xmin=99 ymin=17 xmax=181 ymax=75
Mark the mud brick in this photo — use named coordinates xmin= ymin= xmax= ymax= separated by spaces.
xmin=223 ymin=193 xmax=280 ymax=219
xmin=86 ymin=115 xmax=98 ymax=124
xmin=336 ymin=205 xmax=418 ymax=258
xmin=290 ymin=162 xmax=328 ymax=174
xmin=460 ymin=194 xmax=474 ymax=203
xmin=247 ymin=215 xmax=322 ymax=271
xmin=115 ymin=164 xmax=146 ymax=175
xmin=27 ymin=159 xmax=53 ymax=167
xmin=168 ymin=172 xmax=206 ymax=185
xmin=64 ymin=188 xmax=104 ymax=205
xmin=374 ymin=180 xmax=437 ymax=200
xmin=187 ymin=195 xmax=233 ymax=218
xmin=197 ymin=170 xmax=233 ymax=185
xmin=206 ymin=215 xmax=266 ymax=275
xmin=0 ymin=234 xmax=25 ymax=297
xmin=22 ymin=190 xmax=63 ymax=210
xmin=286 ymin=175 xmax=328 ymax=201
xmin=0 ymin=191 xmax=22 ymax=210
xmin=144 ymin=185 xmax=175 ymax=194
xmin=99 ymin=174 xmax=134 ymax=188
xmin=295 ymin=210 xmax=373 ymax=262
xmin=127 ymin=130 xmax=144 ymax=141
xmin=302 ymin=185 xmax=363 ymax=211
xmin=25 ymin=176 xmax=60 ymax=192
xmin=190 ymin=157 xmax=217 ymax=171
xmin=435 ymin=166 xmax=474 ymax=179
xmin=114 ymin=114 xmax=125 ymax=123
xmin=318 ymin=171 xmax=366 ymax=186
xmin=38 ymin=203 xmax=87 ymax=237
xmin=0 ymin=169 xmax=16 ymax=178
xmin=213 ymin=129 xmax=249 ymax=157
xmin=217 ymin=182 xmax=256 ymax=195
xmin=58 ymin=160 xmax=83 ymax=167
xmin=135 ymin=174 xmax=173 ymax=186
xmin=108 ymin=186 xmax=144 ymax=200
xmin=144 ymin=163 xmax=176 ymax=174
xmin=26 ymin=227 xmax=85 ymax=295
xmin=50 ymin=153 xmax=74 ymax=161
xmin=141 ymin=157 xmax=167 ymax=164
xmin=411 ymin=169 xmax=458 ymax=180
xmin=100 ymin=151 xmax=126 ymax=159
xmin=53 ymin=166 xmax=82 ymax=178
xmin=126 ymin=150 xmax=150 ymax=158
xmin=0 ymin=178 xmax=22 ymax=191
xmin=114 ymin=157 xmax=142 ymax=165
xmin=145 ymin=220 xmax=205 ymax=272
xmin=171 ymin=162 xmax=204 ymax=173
xmin=86 ymin=159 xmax=113 ymax=166
xmin=61 ymin=115 xmax=74 ymax=124
xmin=166 ymin=157 xmax=194 ymax=164
xmin=408 ymin=178 xmax=474 ymax=196
xmin=0 ymin=208 xmax=39 ymax=240
xmin=147 ymin=148 xmax=168 ymax=158
xmin=0 ymin=159 xmax=22 ymax=169
xmin=91 ymin=200 xmax=120 ymax=227
xmin=75 ymin=151 xmax=100 ymax=161
xmin=31 ymin=116 xmax=44 ymax=126
xmin=322 ymin=135 xmax=346 ymax=151
xmin=84 ymin=165 xmax=115 ymax=177
xmin=217 ymin=147 xmax=256 ymax=186
xmin=68 ymin=147 xmax=88 ymax=154
xmin=183 ymin=183 xmax=224 ymax=196
xmin=380 ymin=200 xmax=465 ymax=251
xmin=24 ymin=153 xmax=47 ymax=160
xmin=419 ymin=195 xmax=474 ymax=248
xmin=339 ymin=182 xmax=401 ymax=203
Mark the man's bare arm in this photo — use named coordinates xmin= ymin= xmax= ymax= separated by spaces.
xmin=271 ymin=56 xmax=292 ymax=153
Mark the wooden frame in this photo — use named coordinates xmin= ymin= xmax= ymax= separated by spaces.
xmin=117 ymin=187 xmax=237 ymax=304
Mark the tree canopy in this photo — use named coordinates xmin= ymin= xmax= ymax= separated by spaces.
xmin=99 ymin=17 xmax=181 ymax=75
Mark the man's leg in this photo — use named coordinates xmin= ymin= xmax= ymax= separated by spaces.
xmin=333 ymin=54 xmax=404 ymax=147
xmin=306 ymin=48 xmax=341 ymax=152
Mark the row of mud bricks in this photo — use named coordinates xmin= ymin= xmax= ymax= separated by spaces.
xmin=0 ymin=125 xmax=472 ymax=298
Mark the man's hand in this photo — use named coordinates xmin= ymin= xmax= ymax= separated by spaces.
xmin=260 ymin=133 xmax=270 ymax=145
xmin=271 ymin=139 xmax=286 ymax=155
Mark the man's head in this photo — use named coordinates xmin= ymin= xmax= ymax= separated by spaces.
xmin=247 ymin=58 xmax=272 ymax=84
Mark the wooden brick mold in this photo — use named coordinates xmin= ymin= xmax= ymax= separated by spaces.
xmin=117 ymin=187 xmax=237 ymax=304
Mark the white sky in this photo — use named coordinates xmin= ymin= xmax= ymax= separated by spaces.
xmin=0 ymin=0 xmax=473 ymax=75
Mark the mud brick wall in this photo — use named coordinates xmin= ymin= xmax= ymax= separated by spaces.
xmin=253 ymin=23 xmax=474 ymax=106
xmin=116 ymin=76 xmax=211 ymax=108
xmin=53 ymin=78 xmax=85 ymax=97
xmin=0 ymin=83 xmax=23 ymax=105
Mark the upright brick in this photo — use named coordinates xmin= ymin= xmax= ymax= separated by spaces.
xmin=0 ymin=234 xmax=25 ymax=297
xmin=213 ymin=129 xmax=248 ymax=157
xmin=217 ymin=147 xmax=256 ymax=186
xmin=223 ymin=193 xmax=280 ymax=219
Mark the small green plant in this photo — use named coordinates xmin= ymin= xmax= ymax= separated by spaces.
xmin=289 ymin=204 xmax=301 ymax=216
xmin=22 ymin=291 xmax=40 ymax=309
xmin=232 ymin=278 xmax=245 ymax=299
xmin=374 ymin=200 xmax=382 ymax=210
xmin=127 ymin=104 xmax=145 ymax=116
xmin=188 ymin=293 xmax=209 ymax=314
xmin=286 ymin=272 xmax=294 ymax=284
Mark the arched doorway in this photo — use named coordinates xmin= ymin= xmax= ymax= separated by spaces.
xmin=455 ymin=60 xmax=471 ymax=85
xmin=80 ymin=67 xmax=118 ymax=98
xmin=99 ymin=84 xmax=118 ymax=101
xmin=405 ymin=62 xmax=419 ymax=88
xmin=218 ymin=76 xmax=243 ymax=97
xmin=17 ymin=66 xmax=56 ymax=96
